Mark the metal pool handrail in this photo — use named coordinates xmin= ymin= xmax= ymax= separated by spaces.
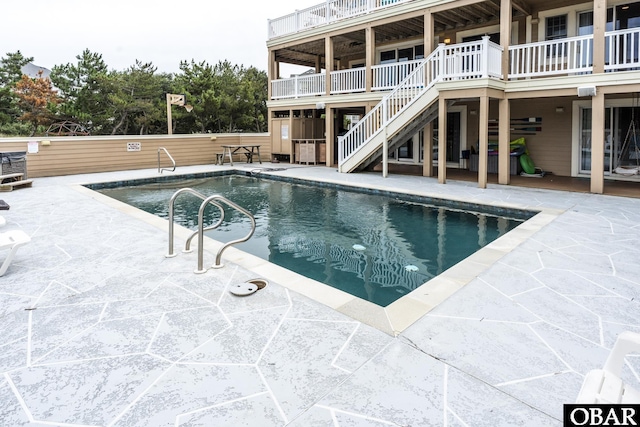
xmin=165 ymin=188 xmax=256 ymax=273
xmin=158 ymin=147 xmax=176 ymax=173
xmin=197 ymin=194 xmax=256 ymax=272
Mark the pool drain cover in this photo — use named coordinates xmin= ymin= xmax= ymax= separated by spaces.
xmin=229 ymin=279 xmax=268 ymax=296
xmin=229 ymin=282 xmax=259 ymax=296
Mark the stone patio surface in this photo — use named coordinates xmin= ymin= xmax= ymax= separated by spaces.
xmin=0 ymin=163 xmax=638 ymax=426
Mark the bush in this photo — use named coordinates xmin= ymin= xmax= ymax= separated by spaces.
xmin=0 ymin=122 xmax=34 ymax=137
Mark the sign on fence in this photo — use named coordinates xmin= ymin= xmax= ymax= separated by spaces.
xmin=127 ymin=142 xmax=141 ymax=152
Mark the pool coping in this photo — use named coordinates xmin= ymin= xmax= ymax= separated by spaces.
xmin=75 ymin=169 xmax=563 ymax=336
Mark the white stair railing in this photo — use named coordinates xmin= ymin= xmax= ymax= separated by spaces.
xmin=339 ymin=37 xmax=501 ymax=169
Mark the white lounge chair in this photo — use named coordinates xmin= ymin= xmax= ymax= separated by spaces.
xmin=0 ymin=229 xmax=30 ymax=276
xmin=576 ymin=331 xmax=640 ymax=404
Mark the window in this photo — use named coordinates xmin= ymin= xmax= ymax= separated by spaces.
xmin=578 ymin=11 xmax=594 ymax=36
xmin=379 ymin=45 xmax=424 ymax=63
xmin=546 ymin=15 xmax=568 ymax=41
xmin=398 ymin=47 xmax=414 ymax=62
xmin=380 ymin=50 xmax=396 ymax=64
xmin=546 ymin=15 xmax=567 ymax=56
xmin=397 ymin=138 xmax=413 ymax=159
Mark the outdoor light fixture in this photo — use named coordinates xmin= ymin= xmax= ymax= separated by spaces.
xmin=577 ymin=86 xmax=597 ymax=97
xmin=166 ymin=93 xmax=193 ymax=135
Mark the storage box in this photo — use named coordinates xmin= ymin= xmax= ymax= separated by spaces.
xmin=0 ymin=152 xmax=27 ymax=178
xmin=469 ymin=154 xmax=520 ymax=175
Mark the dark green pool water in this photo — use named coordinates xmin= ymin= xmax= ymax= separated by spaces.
xmin=97 ymin=175 xmax=525 ymax=307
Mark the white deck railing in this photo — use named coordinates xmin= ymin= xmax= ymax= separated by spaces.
xmin=509 ymin=35 xmax=594 ymax=79
xmin=509 ymin=28 xmax=639 ymax=78
xmin=268 ymin=0 xmax=409 ymax=39
xmin=272 ymin=29 xmax=638 ymax=100
xmin=339 ymin=38 xmax=501 ymax=165
xmin=271 ymin=73 xmax=326 ymax=99
xmin=605 ymin=27 xmax=640 ymax=71
xmin=331 ymin=68 xmax=367 ymax=94
xmin=372 ymin=59 xmax=424 ymax=90
xmin=271 ymin=40 xmax=503 ymax=100
xmin=440 ymin=42 xmax=503 ymax=80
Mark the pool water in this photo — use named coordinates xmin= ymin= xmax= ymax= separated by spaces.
xmin=97 ymin=175 xmax=526 ymax=307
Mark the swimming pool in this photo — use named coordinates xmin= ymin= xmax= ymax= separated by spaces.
xmin=92 ymin=173 xmax=532 ymax=307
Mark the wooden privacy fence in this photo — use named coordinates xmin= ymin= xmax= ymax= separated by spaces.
xmin=0 ymin=134 xmax=271 ymax=178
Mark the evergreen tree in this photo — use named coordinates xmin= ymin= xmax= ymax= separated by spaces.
xmin=50 ymin=49 xmax=111 ymax=133
xmin=0 ymin=51 xmax=34 ymax=136
xmin=108 ymin=61 xmax=171 ymax=135
xmin=238 ymin=66 xmax=268 ymax=133
xmin=174 ymin=60 xmax=219 ymax=133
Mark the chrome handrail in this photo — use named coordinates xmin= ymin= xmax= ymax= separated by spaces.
xmin=165 ymin=188 xmax=255 ymax=273
xmin=158 ymin=147 xmax=176 ymax=173
xmin=197 ymin=195 xmax=256 ymax=272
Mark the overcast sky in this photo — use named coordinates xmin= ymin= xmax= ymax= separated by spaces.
xmin=3 ymin=0 xmax=309 ymax=74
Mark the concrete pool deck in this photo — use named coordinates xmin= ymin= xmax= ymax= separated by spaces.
xmin=0 ymin=163 xmax=638 ymax=426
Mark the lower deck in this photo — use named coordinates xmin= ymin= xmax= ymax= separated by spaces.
xmin=379 ymin=163 xmax=640 ymax=197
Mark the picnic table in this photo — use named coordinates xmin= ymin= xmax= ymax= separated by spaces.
xmin=219 ymin=145 xmax=262 ymax=166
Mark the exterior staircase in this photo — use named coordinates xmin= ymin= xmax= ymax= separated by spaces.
xmin=338 ymin=37 xmax=502 ymax=173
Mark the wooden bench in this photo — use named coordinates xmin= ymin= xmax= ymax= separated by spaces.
xmin=577 ymin=331 xmax=640 ymax=404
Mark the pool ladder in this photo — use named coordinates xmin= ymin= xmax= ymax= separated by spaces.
xmin=165 ymin=188 xmax=256 ymax=273
xmin=158 ymin=147 xmax=176 ymax=173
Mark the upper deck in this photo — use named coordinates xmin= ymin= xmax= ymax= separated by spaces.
xmin=268 ymin=0 xmax=412 ymax=40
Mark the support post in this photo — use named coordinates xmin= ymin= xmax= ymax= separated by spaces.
xmin=289 ymin=109 xmax=295 ymax=164
xmin=438 ymin=97 xmax=447 ymax=184
xmin=424 ymin=11 xmax=434 ymax=84
xmin=382 ymin=132 xmax=389 ymax=178
xmin=325 ymin=36 xmax=334 ymax=96
xmin=366 ymin=26 xmax=375 ymax=92
xmin=498 ymin=98 xmax=510 ymax=184
xmin=424 ymin=11 xmax=434 ymax=56
xmin=478 ymin=95 xmax=489 ymax=188
xmin=423 ymin=122 xmax=433 ymax=177
xmin=591 ymin=90 xmax=605 ymax=193
xmin=326 ymin=106 xmax=334 ymax=167
xmin=268 ymin=49 xmax=276 ymax=100
xmin=593 ymin=0 xmax=606 ymax=74
xmin=166 ymin=93 xmax=172 ymax=135
xmin=500 ymin=0 xmax=512 ymax=79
